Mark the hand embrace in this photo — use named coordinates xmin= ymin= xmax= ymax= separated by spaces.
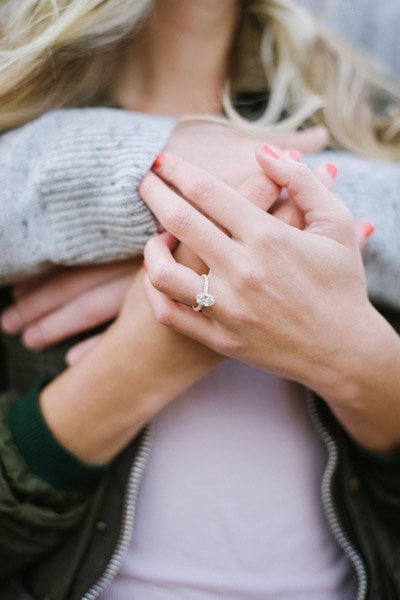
xmin=140 ymin=148 xmax=375 ymax=405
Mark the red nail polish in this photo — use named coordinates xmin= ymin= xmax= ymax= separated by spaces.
xmin=326 ymin=163 xmax=338 ymax=179
xmin=152 ymin=153 xmax=165 ymax=169
xmin=262 ymin=144 xmax=280 ymax=159
xmin=288 ymin=149 xmax=303 ymax=162
xmin=363 ymin=222 xmax=375 ymax=239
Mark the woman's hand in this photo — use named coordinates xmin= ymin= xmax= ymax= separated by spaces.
xmin=0 ymin=130 xmax=366 ymax=361
xmin=0 ymin=260 xmax=138 ymax=353
xmin=140 ymin=149 xmax=400 ymax=453
xmin=39 ymin=267 xmax=224 ymax=464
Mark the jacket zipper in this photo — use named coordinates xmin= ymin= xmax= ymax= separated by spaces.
xmin=307 ymin=391 xmax=368 ymax=600
xmin=82 ymin=423 xmax=154 ymax=600
xmin=82 ymin=394 xmax=368 ymax=599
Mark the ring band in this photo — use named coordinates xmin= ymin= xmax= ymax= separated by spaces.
xmin=192 ymin=274 xmax=215 ymax=312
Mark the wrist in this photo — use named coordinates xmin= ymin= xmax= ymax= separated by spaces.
xmin=40 ymin=284 xmax=221 ymax=465
xmin=311 ymin=303 xmax=400 ymax=453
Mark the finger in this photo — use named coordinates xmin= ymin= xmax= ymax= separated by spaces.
xmin=21 ymin=275 xmax=132 ymax=350
xmin=271 ymin=194 xmax=305 ymax=229
xmin=268 ymin=126 xmax=329 ymax=153
xmin=144 ymin=233 xmax=206 ymax=308
xmin=145 ymin=153 xmax=268 ymax=242
xmin=173 ymin=244 xmax=207 ymax=274
xmin=238 ymin=170 xmax=280 ymax=210
xmin=142 ymin=273 xmax=222 ymax=351
xmin=313 ymin=162 xmax=338 ymax=191
xmin=256 ymin=145 xmax=354 ymax=244
xmin=270 ymin=155 xmax=336 ymax=229
xmin=140 ymin=170 xmax=235 ymax=269
xmin=354 ymin=220 xmax=376 ymax=250
xmin=66 ymin=334 xmax=103 ymax=365
xmin=2 ymin=262 xmax=137 ymax=335
xmin=12 ymin=268 xmax=64 ymax=299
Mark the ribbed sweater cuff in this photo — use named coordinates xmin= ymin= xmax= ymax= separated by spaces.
xmin=9 ymin=380 xmax=108 ymax=492
xmin=39 ymin=109 xmax=176 ymax=265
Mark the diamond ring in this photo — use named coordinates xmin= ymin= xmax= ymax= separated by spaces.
xmin=192 ymin=274 xmax=215 ymax=312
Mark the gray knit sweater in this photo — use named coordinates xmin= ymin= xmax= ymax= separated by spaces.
xmin=1 ymin=108 xmax=399 ymax=309
xmin=0 ymin=108 xmax=175 ymax=282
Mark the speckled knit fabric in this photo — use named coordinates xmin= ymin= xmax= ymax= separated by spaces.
xmin=0 ymin=108 xmax=175 ymax=283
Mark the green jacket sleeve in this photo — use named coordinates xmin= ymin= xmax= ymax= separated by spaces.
xmin=0 ymin=390 xmax=93 ymax=579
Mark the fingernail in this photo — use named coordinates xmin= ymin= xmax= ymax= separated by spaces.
xmin=326 ymin=163 xmax=338 ymax=179
xmin=1 ymin=307 xmax=23 ymax=334
xmin=363 ymin=222 xmax=375 ymax=239
xmin=152 ymin=153 xmax=165 ymax=169
xmin=262 ymin=144 xmax=280 ymax=159
xmin=288 ymin=149 xmax=303 ymax=162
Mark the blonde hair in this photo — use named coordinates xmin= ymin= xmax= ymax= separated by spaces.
xmin=1 ymin=0 xmax=399 ymax=160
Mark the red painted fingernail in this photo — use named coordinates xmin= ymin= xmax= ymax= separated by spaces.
xmin=262 ymin=144 xmax=280 ymax=159
xmin=326 ymin=163 xmax=338 ymax=179
xmin=288 ymin=149 xmax=303 ymax=162
xmin=142 ymin=259 xmax=147 ymax=270
xmin=152 ymin=153 xmax=165 ymax=169
xmin=363 ymin=222 xmax=375 ymax=239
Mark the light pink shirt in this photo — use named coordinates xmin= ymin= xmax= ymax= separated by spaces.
xmin=102 ymin=360 xmax=356 ymax=599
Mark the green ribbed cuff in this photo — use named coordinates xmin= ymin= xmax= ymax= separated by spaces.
xmin=9 ymin=379 xmax=109 ymax=492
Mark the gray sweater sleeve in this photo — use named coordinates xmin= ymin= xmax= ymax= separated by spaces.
xmin=306 ymin=151 xmax=400 ymax=310
xmin=0 ymin=108 xmax=175 ymax=284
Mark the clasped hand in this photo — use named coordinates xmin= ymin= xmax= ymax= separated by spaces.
xmin=140 ymin=146 xmax=376 ymax=406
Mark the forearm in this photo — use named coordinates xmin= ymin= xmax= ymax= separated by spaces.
xmin=312 ymin=301 xmax=400 ymax=454
xmin=304 ymin=151 xmax=400 ymax=450
xmin=39 ymin=274 xmax=221 ymax=464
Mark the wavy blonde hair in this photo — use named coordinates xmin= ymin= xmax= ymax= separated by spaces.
xmin=0 ymin=0 xmax=399 ymax=160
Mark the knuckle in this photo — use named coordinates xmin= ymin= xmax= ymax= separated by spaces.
xmin=153 ymin=305 xmax=174 ymax=327
xmin=164 ymin=206 xmax=192 ymax=236
xmin=328 ymin=203 xmax=354 ymax=231
xmin=214 ymin=332 xmax=234 ymax=355
xmin=294 ymin=162 xmax=313 ymax=181
xmin=15 ymin=296 xmax=35 ymax=323
xmin=286 ymin=163 xmax=314 ymax=196
xmin=237 ymin=263 xmax=265 ymax=292
xmin=262 ymin=225 xmax=286 ymax=251
xmin=217 ymin=333 xmax=245 ymax=358
xmin=338 ymin=204 xmax=353 ymax=224
xmin=242 ymin=268 xmax=263 ymax=291
xmin=148 ymin=262 xmax=171 ymax=291
xmin=187 ymin=177 xmax=216 ymax=202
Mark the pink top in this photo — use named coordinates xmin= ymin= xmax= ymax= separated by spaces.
xmin=102 ymin=360 xmax=356 ymax=599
